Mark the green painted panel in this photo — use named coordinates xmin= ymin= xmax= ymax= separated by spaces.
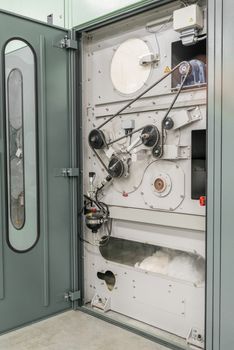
xmin=0 ymin=11 xmax=73 ymax=333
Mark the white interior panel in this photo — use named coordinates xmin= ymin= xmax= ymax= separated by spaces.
xmin=81 ymin=2 xmax=207 ymax=349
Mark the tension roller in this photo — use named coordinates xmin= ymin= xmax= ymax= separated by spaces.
xmin=88 ymin=129 xmax=106 ymax=149
xmin=141 ymin=125 xmax=160 ymax=147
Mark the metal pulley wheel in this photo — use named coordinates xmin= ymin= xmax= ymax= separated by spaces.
xmin=141 ymin=125 xmax=160 ymax=147
xmin=88 ymin=129 xmax=106 ymax=149
xmin=108 ymin=156 xmax=125 ymax=178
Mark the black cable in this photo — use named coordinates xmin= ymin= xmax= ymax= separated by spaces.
xmin=95 ymin=188 xmax=109 ymax=216
xmin=93 ymin=147 xmax=109 ymax=172
xmin=156 ymin=70 xmax=190 ymax=158
xmin=91 ymin=62 xmax=191 ymax=173
xmin=84 ymin=194 xmax=103 ymax=211
xmin=162 ymin=73 xmax=188 ymax=124
xmin=79 ymin=193 xmax=112 ymax=246
xmin=83 ymin=63 xmax=191 ymax=245
xmin=97 ymin=62 xmax=182 ymax=130
xmin=95 ymin=187 xmax=112 ymax=238
xmin=78 ymin=234 xmax=110 ymax=247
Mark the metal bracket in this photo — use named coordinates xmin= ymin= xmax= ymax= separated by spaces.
xmin=180 ymin=28 xmax=199 ymax=46
xmin=91 ymin=293 xmax=111 ymax=312
xmin=163 ymin=145 xmax=190 ymax=159
xmin=54 ymin=168 xmax=79 ymax=177
xmin=64 ymin=290 xmax=81 ymax=302
xmin=54 ymin=35 xmax=78 ymax=50
xmin=139 ymin=53 xmax=160 ymax=66
xmin=186 ymin=327 xmax=204 ymax=348
xmin=47 ymin=14 xmax=53 ymax=25
xmin=171 ymin=107 xmax=202 ymax=130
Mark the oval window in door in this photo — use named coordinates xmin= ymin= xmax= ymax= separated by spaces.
xmin=8 ymin=68 xmax=25 ymax=230
xmin=5 ymin=39 xmax=38 ymax=252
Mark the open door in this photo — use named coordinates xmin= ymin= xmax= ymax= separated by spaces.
xmin=0 ymin=11 xmax=78 ymax=333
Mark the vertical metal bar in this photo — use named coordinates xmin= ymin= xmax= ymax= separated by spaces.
xmin=206 ymin=1 xmax=215 ymax=348
xmin=218 ymin=0 xmax=234 ymax=347
xmin=68 ymin=29 xmax=80 ymax=309
xmin=212 ymin=0 xmax=223 ymax=349
xmin=64 ymin=0 xmax=73 ymax=29
xmin=76 ymin=32 xmax=85 ymax=308
xmin=207 ymin=0 xmax=223 ymax=349
xmin=39 ymin=35 xmax=49 ymax=307
xmin=0 ymin=154 xmax=5 ymax=300
xmin=0 ymin=44 xmax=6 ymax=301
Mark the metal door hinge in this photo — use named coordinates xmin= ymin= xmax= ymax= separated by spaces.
xmin=59 ymin=35 xmax=78 ymax=50
xmin=54 ymin=168 xmax=79 ymax=177
xmin=64 ymin=290 xmax=80 ymax=302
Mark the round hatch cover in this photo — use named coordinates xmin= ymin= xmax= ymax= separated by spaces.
xmin=110 ymin=38 xmax=152 ymax=95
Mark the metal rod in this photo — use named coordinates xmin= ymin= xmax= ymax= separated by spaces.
xmin=97 ymin=62 xmax=182 ymax=130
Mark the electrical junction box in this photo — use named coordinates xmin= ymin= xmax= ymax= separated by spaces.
xmin=173 ymin=4 xmax=204 ymax=32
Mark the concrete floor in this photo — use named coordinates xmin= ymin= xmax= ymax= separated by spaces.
xmin=0 ymin=310 xmax=169 ymax=350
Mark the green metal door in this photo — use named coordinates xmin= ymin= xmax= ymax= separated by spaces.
xmin=0 ymin=11 xmax=75 ymax=333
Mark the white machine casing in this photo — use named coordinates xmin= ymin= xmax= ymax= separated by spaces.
xmin=81 ymin=2 xmax=207 ymax=348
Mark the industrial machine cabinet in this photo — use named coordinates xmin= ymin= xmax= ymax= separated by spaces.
xmin=0 ymin=1 xmax=233 ymax=350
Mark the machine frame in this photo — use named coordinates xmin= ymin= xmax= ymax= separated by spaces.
xmin=0 ymin=0 xmax=230 ymax=349
xmin=72 ymin=1 xmax=223 ymax=349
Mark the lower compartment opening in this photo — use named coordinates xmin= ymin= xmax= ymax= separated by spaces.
xmin=100 ymin=237 xmax=205 ymax=285
xmin=83 ymin=235 xmax=205 ymax=349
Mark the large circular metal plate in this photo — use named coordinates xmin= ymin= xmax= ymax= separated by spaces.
xmin=110 ymin=38 xmax=152 ymax=95
xmin=141 ymin=160 xmax=185 ymax=211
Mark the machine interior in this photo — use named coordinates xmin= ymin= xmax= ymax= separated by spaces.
xmin=78 ymin=1 xmax=207 ymax=348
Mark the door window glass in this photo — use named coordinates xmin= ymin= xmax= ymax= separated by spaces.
xmin=5 ymin=39 xmax=38 ymax=252
xmin=7 ymin=68 xmax=25 ymax=229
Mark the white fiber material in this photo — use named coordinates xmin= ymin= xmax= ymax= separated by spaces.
xmin=135 ymin=248 xmax=205 ymax=284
